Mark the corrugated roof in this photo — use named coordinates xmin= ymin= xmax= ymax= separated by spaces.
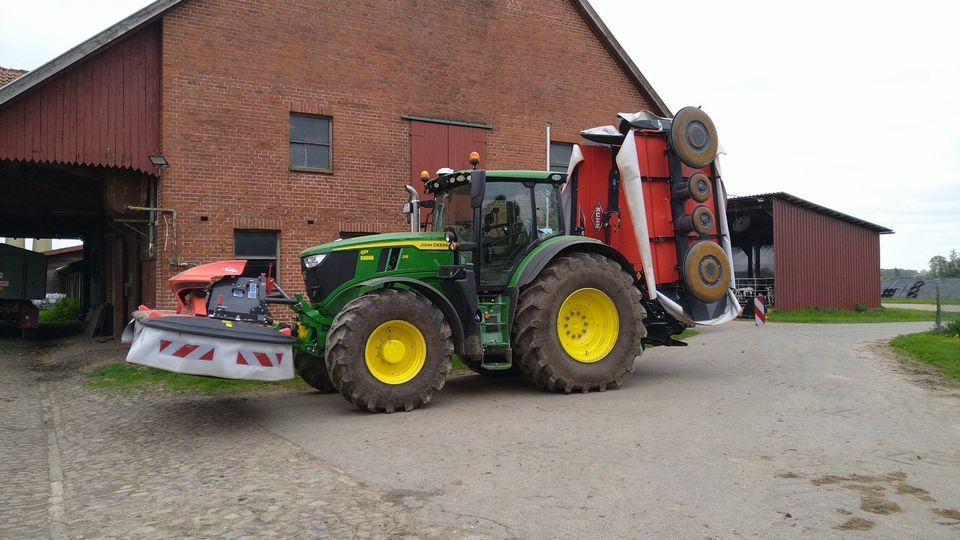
xmin=729 ymin=192 xmax=894 ymax=234
xmin=0 ymin=0 xmax=670 ymax=116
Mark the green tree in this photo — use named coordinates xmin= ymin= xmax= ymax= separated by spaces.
xmin=929 ymin=252 xmax=960 ymax=278
xmin=950 ymin=250 xmax=960 ymax=276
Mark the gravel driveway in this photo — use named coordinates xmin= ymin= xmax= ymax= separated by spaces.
xmin=2 ymin=320 xmax=959 ymax=538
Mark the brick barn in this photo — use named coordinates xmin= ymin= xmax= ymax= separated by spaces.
xmin=0 ymin=0 xmax=670 ymax=335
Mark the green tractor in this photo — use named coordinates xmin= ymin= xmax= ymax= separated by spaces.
xmin=125 ymin=109 xmax=734 ymax=411
xmin=291 ymin=168 xmax=655 ymax=412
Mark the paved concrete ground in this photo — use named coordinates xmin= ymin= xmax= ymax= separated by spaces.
xmin=3 ymin=320 xmax=960 ymax=538
xmin=248 ymin=321 xmax=960 ymax=538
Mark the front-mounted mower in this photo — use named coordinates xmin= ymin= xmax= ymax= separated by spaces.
xmin=125 ymin=107 xmax=739 ymax=412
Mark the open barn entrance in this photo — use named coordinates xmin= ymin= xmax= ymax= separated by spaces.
xmin=0 ymin=160 xmax=157 ymax=336
xmin=727 ymin=196 xmax=776 ymax=306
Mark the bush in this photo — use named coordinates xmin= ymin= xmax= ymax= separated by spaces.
xmin=854 ymin=303 xmax=868 ymax=313
xmin=942 ymin=319 xmax=960 ymax=336
xmin=39 ymin=297 xmax=82 ymax=322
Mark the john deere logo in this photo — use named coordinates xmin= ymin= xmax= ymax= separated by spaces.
xmin=593 ymin=203 xmax=603 ymax=231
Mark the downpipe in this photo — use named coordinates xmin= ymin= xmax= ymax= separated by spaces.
xmin=124 ymin=205 xmax=185 ymax=267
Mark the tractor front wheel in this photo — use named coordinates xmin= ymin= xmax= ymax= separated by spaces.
xmin=512 ymin=252 xmax=646 ymax=393
xmin=294 ymin=350 xmax=337 ymax=393
xmin=324 ymin=289 xmax=452 ymax=412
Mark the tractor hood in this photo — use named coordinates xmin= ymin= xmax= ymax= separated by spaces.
xmin=300 ymin=231 xmax=448 ymax=257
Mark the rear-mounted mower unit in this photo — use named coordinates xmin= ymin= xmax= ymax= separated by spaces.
xmin=125 ymin=107 xmax=739 ymax=412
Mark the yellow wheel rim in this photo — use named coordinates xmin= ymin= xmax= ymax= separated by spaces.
xmin=364 ymin=320 xmax=427 ymax=384
xmin=557 ymin=288 xmax=619 ymax=363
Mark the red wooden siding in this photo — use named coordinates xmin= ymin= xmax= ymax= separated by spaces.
xmin=409 ymin=121 xmax=487 ymax=195
xmin=0 ymin=24 xmax=161 ymax=174
xmin=773 ymin=198 xmax=881 ymax=310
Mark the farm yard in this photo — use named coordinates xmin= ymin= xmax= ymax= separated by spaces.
xmin=3 ymin=321 xmax=959 ymax=538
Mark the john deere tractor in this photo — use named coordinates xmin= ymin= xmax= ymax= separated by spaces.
xmin=123 ymin=108 xmax=732 ymax=412
xmin=292 ymin=167 xmax=664 ymax=413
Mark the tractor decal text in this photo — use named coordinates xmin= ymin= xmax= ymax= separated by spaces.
xmin=332 ymin=240 xmax=449 ymax=252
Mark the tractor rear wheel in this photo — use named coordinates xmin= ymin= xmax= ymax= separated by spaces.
xmin=324 ymin=289 xmax=452 ymax=412
xmin=512 ymin=252 xmax=646 ymax=393
xmin=294 ymin=350 xmax=336 ymax=393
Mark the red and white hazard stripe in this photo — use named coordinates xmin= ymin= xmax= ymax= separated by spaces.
xmin=158 ymin=339 xmax=215 ymax=361
xmin=235 ymin=350 xmax=285 ymax=368
xmin=754 ymin=296 xmax=767 ymax=326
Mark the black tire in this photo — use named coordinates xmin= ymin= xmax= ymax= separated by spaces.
xmin=512 ymin=252 xmax=646 ymax=393
xmin=294 ymin=350 xmax=337 ymax=393
xmin=324 ymin=289 xmax=452 ymax=412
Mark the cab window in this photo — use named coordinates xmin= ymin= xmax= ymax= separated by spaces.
xmin=534 ymin=183 xmax=562 ymax=240
xmin=479 ymin=182 xmax=534 ymax=288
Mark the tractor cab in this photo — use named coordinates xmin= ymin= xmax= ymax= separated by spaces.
xmin=424 ymin=168 xmax=566 ymax=292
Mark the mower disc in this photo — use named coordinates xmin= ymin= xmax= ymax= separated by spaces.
xmin=691 ymin=205 xmax=714 ymax=235
xmin=683 ymin=241 xmax=730 ymax=303
xmin=670 ymin=107 xmax=718 ymax=168
xmin=688 ymin=173 xmax=712 ymax=202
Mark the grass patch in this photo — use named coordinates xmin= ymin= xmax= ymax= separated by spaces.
xmin=891 ymin=331 xmax=960 ymax=379
xmin=767 ymin=306 xmax=958 ymax=324
xmin=451 ymin=355 xmax=470 ymax=373
xmin=883 ymin=297 xmax=960 ymax=305
xmin=677 ymin=328 xmax=699 ymax=339
xmin=85 ymin=362 xmax=310 ymax=394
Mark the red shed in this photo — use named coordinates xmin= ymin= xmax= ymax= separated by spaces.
xmin=726 ymin=193 xmax=893 ymax=311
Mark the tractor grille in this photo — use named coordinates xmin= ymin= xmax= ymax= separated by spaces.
xmin=302 ymin=251 xmax=358 ymax=304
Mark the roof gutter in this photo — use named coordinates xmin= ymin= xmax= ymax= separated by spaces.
xmin=0 ymin=0 xmax=184 ymax=108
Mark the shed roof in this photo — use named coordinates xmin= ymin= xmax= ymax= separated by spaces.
xmin=728 ymin=192 xmax=894 ymax=234
xmin=43 ymin=245 xmax=84 ymax=257
xmin=0 ymin=0 xmax=670 ymax=115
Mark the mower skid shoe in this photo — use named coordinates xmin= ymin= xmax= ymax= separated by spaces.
xmin=126 ymin=316 xmax=295 ymax=381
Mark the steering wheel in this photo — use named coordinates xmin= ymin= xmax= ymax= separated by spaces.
xmin=482 ymin=222 xmax=510 ymax=234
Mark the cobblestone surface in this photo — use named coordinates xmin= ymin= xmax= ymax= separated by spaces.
xmin=0 ymin=341 xmax=54 ymax=539
xmin=0 ymin=337 xmax=502 ymax=539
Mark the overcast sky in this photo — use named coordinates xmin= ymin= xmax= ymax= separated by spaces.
xmin=2 ymin=0 xmax=957 ymax=269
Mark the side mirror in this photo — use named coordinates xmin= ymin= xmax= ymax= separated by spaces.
xmin=470 ymin=170 xmax=486 ymax=209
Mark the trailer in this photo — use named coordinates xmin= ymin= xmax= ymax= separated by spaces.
xmin=0 ymin=243 xmax=46 ymax=339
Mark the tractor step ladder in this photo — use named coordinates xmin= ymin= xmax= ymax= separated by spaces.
xmin=479 ymin=346 xmax=513 ymax=370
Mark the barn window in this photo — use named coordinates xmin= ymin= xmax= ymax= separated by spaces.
xmin=290 ymin=114 xmax=331 ymax=171
xmin=234 ymin=230 xmax=279 ymax=279
xmin=549 ymin=142 xmax=573 ymax=173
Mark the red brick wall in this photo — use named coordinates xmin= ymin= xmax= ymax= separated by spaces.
xmin=155 ymin=0 xmax=654 ymax=305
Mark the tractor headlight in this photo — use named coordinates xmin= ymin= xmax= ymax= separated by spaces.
xmin=303 ymin=254 xmax=327 ymax=269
